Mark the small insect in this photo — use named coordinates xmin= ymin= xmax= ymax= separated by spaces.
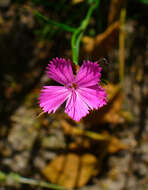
xmin=97 ymin=57 xmax=109 ymax=66
xmin=97 ymin=58 xmax=109 ymax=85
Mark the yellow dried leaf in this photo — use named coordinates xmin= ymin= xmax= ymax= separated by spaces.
xmin=105 ymin=83 xmax=121 ymax=102
xmin=82 ymin=21 xmax=119 ymax=57
xmin=108 ymin=136 xmax=127 ymax=153
xmin=68 ymin=138 xmax=91 ymax=150
xmin=84 ymin=83 xmax=123 ymax=125
xmin=42 ymin=153 xmax=98 ymax=188
xmin=101 ymin=91 xmax=124 ymax=124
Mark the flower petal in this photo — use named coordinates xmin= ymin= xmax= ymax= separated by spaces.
xmin=65 ymin=91 xmax=89 ymax=122
xmin=39 ymin=86 xmax=69 ymax=114
xmin=75 ymin=60 xmax=102 ymax=87
xmin=46 ymin=58 xmax=74 ymax=85
xmin=77 ymin=85 xmax=107 ymax=109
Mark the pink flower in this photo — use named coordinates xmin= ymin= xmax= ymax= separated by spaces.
xmin=39 ymin=58 xmax=107 ymax=121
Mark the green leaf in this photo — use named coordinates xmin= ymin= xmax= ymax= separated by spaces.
xmin=137 ymin=0 xmax=148 ymax=4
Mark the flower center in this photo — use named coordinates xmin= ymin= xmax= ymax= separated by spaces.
xmin=69 ymin=83 xmax=77 ymax=90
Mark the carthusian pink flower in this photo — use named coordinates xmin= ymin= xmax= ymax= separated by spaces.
xmin=39 ymin=58 xmax=107 ymax=121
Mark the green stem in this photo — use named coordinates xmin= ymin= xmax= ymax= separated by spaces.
xmin=34 ymin=10 xmax=76 ymax=33
xmin=34 ymin=0 xmax=100 ymax=65
xmin=75 ymin=32 xmax=84 ymax=59
xmin=71 ymin=0 xmax=100 ymax=65
xmin=71 ymin=29 xmax=82 ymax=65
xmin=0 ymin=171 xmax=69 ymax=190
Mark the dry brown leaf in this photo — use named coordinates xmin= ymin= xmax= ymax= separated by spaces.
xmin=94 ymin=132 xmax=128 ymax=154
xmin=108 ymin=136 xmax=128 ymax=153
xmin=82 ymin=21 xmax=119 ymax=57
xmin=84 ymin=83 xmax=124 ymax=125
xmin=100 ymin=91 xmax=124 ymax=124
xmin=42 ymin=153 xmax=98 ymax=188
xmin=105 ymin=83 xmax=121 ymax=102
xmin=61 ymin=120 xmax=109 ymax=141
xmin=68 ymin=138 xmax=91 ymax=150
xmin=100 ymin=83 xmax=133 ymax=124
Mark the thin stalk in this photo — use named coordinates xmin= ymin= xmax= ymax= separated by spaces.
xmin=0 ymin=171 xmax=69 ymax=190
xmin=119 ymin=8 xmax=126 ymax=83
xmin=34 ymin=10 xmax=76 ymax=33
xmin=71 ymin=29 xmax=81 ymax=65
xmin=75 ymin=32 xmax=84 ymax=60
